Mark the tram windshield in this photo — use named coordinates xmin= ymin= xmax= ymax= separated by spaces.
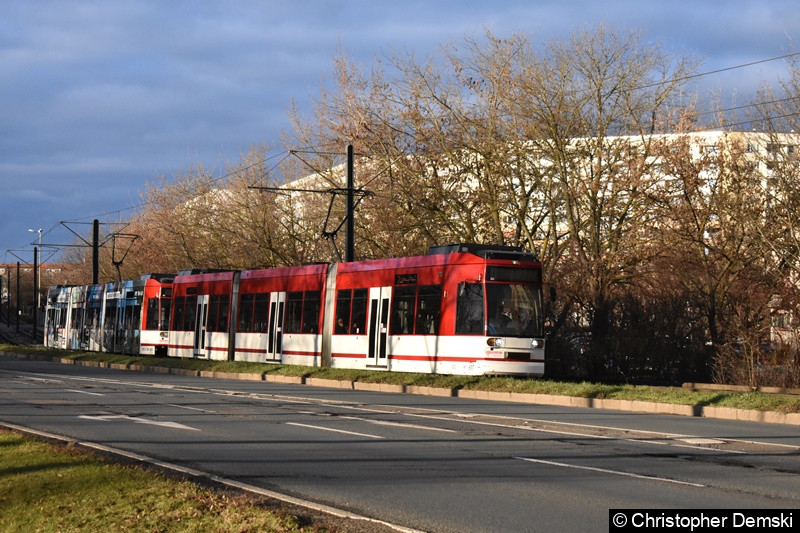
xmin=486 ymin=283 xmax=543 ymax=337
xmin=455 ymin=281 xmax=544 ymax=337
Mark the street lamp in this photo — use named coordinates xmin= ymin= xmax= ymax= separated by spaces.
xmin=28 ymin=228 xmax=42 ymax=309
xmin=28 ymin=228 xmax=42 ymax=246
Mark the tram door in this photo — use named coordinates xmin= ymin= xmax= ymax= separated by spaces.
xmin=193 ymin=295 xmax=209 ymax=357
xmin=367 ymin=286 xmax=391 ymax=367
xmin=266 ymin=292 xmax=286 ymax=361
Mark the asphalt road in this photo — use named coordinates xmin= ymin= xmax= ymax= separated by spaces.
xmin=1 ymin=356 xmax=798 ymax=532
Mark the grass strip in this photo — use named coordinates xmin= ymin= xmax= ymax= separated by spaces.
xmin=3 ymin=344 xmax=799 ymax=413
xmin=0 ymin=430 xmax=315 ymax=532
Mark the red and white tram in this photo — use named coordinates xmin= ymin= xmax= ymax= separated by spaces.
xmin=45 ymin=244 xmax=545 ymax=376
xmin=328 ymin=244 xmax=544 ymax=375
xmin=139 ymin=274 xmax=174 ymax=356
xmin=168 ymin=270 xmax=237 ymax=360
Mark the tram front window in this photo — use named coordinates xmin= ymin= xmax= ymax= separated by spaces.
xmin=486 ymin=283 xmax=543 ymax=337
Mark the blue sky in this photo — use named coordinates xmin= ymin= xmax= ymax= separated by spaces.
xmin=2 ymin=0 xmax=798 ymax=263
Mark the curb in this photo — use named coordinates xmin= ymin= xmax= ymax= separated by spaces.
xmin=264 ymin=374 xmax=304 ymax=385
xmin=2 ymin=350 xmax=798 ymax=425
xmin=683 ymin=382 xmax=800 ymax=395
xmin=353 ymin=382 xmax=405 ymax=393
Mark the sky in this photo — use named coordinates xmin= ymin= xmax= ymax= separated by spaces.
xmin=2 ymin=0 xmax=799 ymax=265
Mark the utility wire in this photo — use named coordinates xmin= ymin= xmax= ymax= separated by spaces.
xmin=13 ymin=52 xmax=800 ymax=253
xmin=633 ymin=51 xmax=800 ymax=92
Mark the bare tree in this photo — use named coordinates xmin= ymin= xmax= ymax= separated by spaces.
xmin=510 ymin=27 xmax=698 ymax=374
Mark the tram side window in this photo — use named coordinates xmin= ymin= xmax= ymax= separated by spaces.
xmin=335 ymin=290 xmax=351 ymax=333
xmin=390 ymin=285 xmax=442 ymax=335
xmin=89 ymin=303 xmax=101 ymax=329
xmin=285 ymin=292 xmax=303 ymax=333
xmin=160 ymin=299 xmax=171 ymax=331
xmin=238 ymin=293 xmax=254 ymax=333
xmin=207 ymin=294 xmax=230 ymax=333
xmin=391 ymin=286 xmax=416 ymax=334
xmin=183 ymin=296 xmax=197 ymax=331
xmin=116 ymin=304 xmax=126 ymax=333
xmin=72 ymin=305 xmax=84 ymax=335
xmin=416 ymin=285 xmax=441 ymax=334
xmin=145 ymin=298 xmax=159 ymax=330
xmin=216 ymin=294 xmax=229 ymax=332
xmin=207 ymin=295 xmax=219 ymax=333
xmin=253 ymin=293 xmax=270 ymax=332
xmin=351 ymin=289 xmax=367 ymax=334
xmin=284 ymin=291 xmax=321 ymax=334
xmin=129 ymin=304 xmax=141 ymax=331
xmin=172 ymin=297 xmax=185 ymax=330
xmin=335 ymin=288 xmax=367 ymax=334
xmin=455 ymin=282 xmax=484 ymax=335
xmin=303 ymin=291 xmax=321 ymax=333
xmin=104 ymin=300 xmax=117 ymax=332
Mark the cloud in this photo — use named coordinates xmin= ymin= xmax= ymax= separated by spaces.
xmin=2 ymin=0 xmax=800 ymax=253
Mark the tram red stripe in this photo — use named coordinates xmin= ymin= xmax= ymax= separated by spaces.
xmin=168 ymin=347 xmax=542 ymax=364
xmin=233 ymin=347 xmax=268 ymax=354
xmin=331 ymin=353 xmax=543 ymax=364
xmin=283 ymin=350 xmax=320 ymax=356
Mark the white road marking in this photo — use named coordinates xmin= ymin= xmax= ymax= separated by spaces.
xmin=349 ymin=405 xmax=794 ymax=453
xmin=0 ymin=371 xmax=64 ymax=384
xmin=286 ymin=422 xmax=384 ymax=439
xmin=339 ymin=415 xmax=457 ymax=433
xmin=66 ymin=389 xmax=105 ymax=396
xmin=514 ymin=457 xmax=706 ymax=487
xmin=165 ymin=403 xmax=216 ymax=413
xmin=78 ymin=414 xmax=200 ymax=431
xmin=680 ymin=438 xmax=725 ymax=445
xmin=636 ymin=439 xmax=747 ymax=454
xmin=24 ymin=376 xmax=64 ymax=383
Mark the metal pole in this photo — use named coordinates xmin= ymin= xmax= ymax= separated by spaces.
xmin=92 ymin=218 xmax=99 ymax=284
xmin=32 ymin=247 xmax=38 ymax=340
xmin=345 ymin=143 xmax=355 ymax=263
xmin=16 ymin=262 xmax=20 ymax=334
xmin=36 ymin=229 xmax=42 ymax=309
xmin=5 ymin=267 xmax=9 ymax=327
xmin=29 ymin=228 xmax=42 ymax=309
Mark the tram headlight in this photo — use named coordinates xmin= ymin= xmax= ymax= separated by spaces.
xmin=487 ymin=337 xmax=505 ymax=348
xmin=531 ymin=338 xmax=542 ymax=349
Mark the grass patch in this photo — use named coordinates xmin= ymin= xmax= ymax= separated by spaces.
xmin=710 ymin=392 xmax=800 ymax=413
xmin=0 ymin=430 xmax=314 ymax=532
xmin=2 ymin=344 xmax=799 ymax=413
